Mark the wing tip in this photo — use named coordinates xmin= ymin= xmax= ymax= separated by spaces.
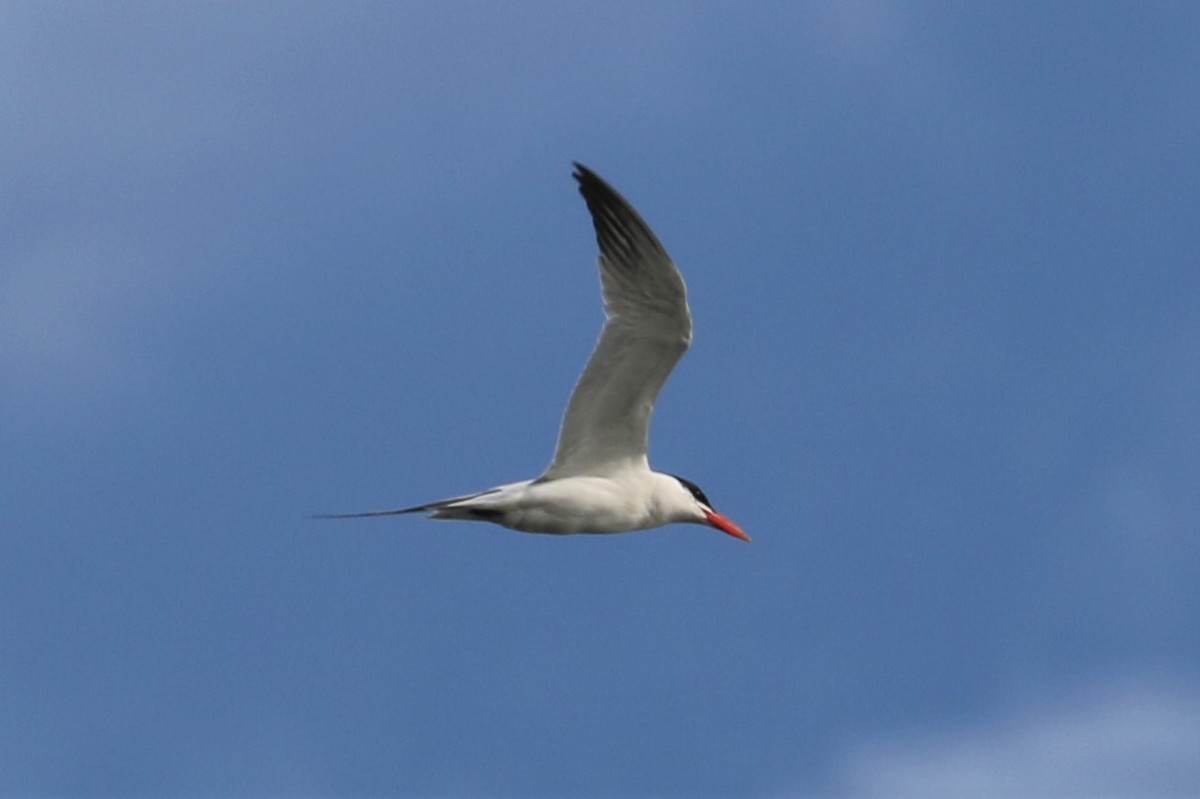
xmin=571 ymin=160 xmax=601 ymax=191
xmin=570 ymin=162 xmax=671 ymax=262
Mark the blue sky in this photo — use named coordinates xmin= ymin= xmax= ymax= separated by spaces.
xmin=4 ymin=2 xmax=1199 ymax=796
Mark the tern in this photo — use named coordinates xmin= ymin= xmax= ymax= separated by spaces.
xmin=322 ymin=163 xmax=748 ymax=542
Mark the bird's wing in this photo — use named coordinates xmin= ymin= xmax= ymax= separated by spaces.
xmin=542 ymin=163 xmax=692 ymax=479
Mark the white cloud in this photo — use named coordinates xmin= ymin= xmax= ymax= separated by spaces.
xmin=829 ymin=675 xmax=1200 ymax=797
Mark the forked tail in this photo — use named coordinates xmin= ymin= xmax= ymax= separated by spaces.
xmin=315 ymin=487 xmax=501 ymax=520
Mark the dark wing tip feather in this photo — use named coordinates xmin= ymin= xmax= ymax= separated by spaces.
xmin=571 ymin=162 xmax=669 ymax=263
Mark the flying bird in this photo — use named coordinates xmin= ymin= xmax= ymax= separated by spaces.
xmin=322 ymin=163 xmax=748 ymax=542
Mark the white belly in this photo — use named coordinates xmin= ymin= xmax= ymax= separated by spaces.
xmin=496 ymin=475 xmax=662 ymax=534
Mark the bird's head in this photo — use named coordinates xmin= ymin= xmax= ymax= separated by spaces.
xmin=665 ymin=473 xmax=750 ymax=542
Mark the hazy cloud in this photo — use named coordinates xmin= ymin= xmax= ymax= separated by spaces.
xmin=830 ymin=675 xmax=1200 ymax=797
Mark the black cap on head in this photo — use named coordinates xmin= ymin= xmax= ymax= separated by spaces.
xmin=668 ymin=474 xmax=713 ymax=508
